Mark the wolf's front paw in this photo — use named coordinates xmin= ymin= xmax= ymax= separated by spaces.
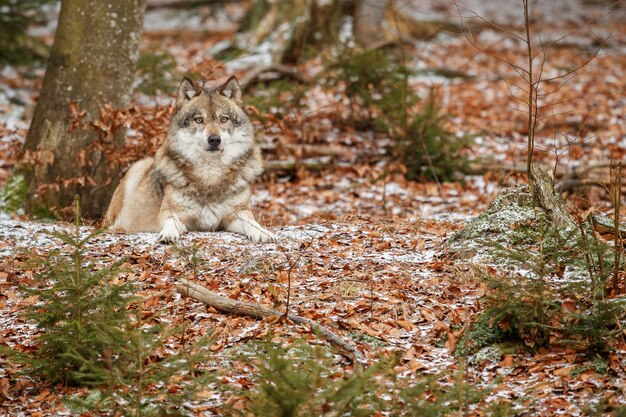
xmin=247 ymin=227 xmax=276 ymax=243
xmin=157 ymin=231 xmax=180 ymax=244
xmin=157 ymin=219 xmax=182 ymax=244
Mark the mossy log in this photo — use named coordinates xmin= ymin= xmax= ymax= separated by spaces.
xmin=529 ymin=164 xmax=578 ymax=231
xmin=449 ymin=164 xmax=625 ymax=259
xmin=449 ymin=164 xmax=577 ymax=259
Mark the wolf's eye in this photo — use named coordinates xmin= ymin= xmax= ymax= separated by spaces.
xmin=220 ymin=116 xmax=229 ymax=123
xmin=194 ymin=117 xmax=203 ymax=124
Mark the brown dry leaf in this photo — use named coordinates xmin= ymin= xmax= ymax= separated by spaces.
xmin=552 ymin=364 xmax=577 ymax=377
xmin=374 ymin=241 xmax=391 ymax=250
xmin=499 ymin=355 xmax=515 ymax=367
xmin=407 ymin=358 xmax=426 ymax=372
xmin=396 ymin=319 xmax=413 ymax=331
xmin=445 ymin=331 xmax=459 ymax=353
xmin=420 ymin=308 xmax=436 ymax=322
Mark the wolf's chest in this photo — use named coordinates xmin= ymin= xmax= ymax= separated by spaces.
xmin=171 ymin=183 xmax=248 ymax=231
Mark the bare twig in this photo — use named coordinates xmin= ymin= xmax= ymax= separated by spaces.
xmin=240 ymin=64 xmax=311 ymax=90
xmin=523 ymin=0 xmax=536 ymax=180
xmin=612 ymin=161 xmax=623 ymax=293
xmin=282 ymin=239 xmax=314 ymax=320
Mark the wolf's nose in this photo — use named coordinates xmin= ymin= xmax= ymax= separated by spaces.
xmin=208 ymin=135 xmax=221 ymax=147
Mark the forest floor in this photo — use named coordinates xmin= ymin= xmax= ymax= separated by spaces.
xmin=1 ymin=1 xmax=626 ymax=416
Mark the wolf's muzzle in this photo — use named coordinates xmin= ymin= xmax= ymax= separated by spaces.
xmin=207 ymin=135 xmax=221 ymax=151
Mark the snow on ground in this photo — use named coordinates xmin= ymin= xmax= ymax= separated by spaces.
xmin=1 ymin=1 xmax=625 ymax=414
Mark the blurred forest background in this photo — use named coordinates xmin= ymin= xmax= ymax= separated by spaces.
xmin=1 ymin=1 xmax=626 ymax=416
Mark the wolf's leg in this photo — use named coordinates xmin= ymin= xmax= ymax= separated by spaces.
xmin=224 ymin=210 xmax=275 ymax=242
xmin=157 ymin=214 xmax=187 ymax=243
xmin=157 ymin=190 xmax=187 ymax=243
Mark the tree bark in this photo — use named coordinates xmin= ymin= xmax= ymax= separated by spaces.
xmin=23 ymin=0 xmax=147 ymax=219
xmin=354 ymin=0 xmax=388 ymax=48
xmin=231 ymin=0 xmax=348 ymax=65
xmin=530 ymin=164 xmax=578 ymax=231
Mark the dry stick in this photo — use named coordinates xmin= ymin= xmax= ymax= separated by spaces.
xmin=613 ymin=161 xmax=623 ymax=293
xmin=523 ymin=0 xmax=535 ymax=181
xmin=240 ymin=64 xmax=311 ymax=90
xmin=592 ymin=213 xmax=626 ymax=236
xmin=176 ymin=279 xmax=364 ymax=363
xmin=264 ymin=158 xmax=334 ymax=174
xmin=578 ymin=219 xmax=597 ymax=295
xmin=282 ymin=239 xmax=314 ymax=321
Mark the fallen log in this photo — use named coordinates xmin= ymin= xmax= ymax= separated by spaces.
xmin=530 ymin=164 xmax=578 ymax=231
xmin=530 ymin=165 xmax=626 ymax=235
xmin=240 ymin=64 xmax=311 ymax=89
xmin=592 ymin=214 xmax=626 ymax=237
xmin=466 ymin=160 xmax=625 ymax=179
xmin=263 ymin=158 xmax=334 ymax=174
xmin=176 ymin=278 xmax=364 ymax=363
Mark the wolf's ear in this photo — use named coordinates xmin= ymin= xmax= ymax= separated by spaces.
xmin=219 ymin=76 xmax=242 ymax=106
xmin=176 ymin=77 xmax=200 ymax=107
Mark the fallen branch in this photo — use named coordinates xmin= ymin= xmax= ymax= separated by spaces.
xmin=240 ymin=64 xmax=311 ymax=90
xmin=260 ymin=142 xmax=348 ymax=158
xmin=263 ymin=158 xmax=334 ymax=174
xmin=466 ymin=160 xmax=626 ymax=179
xmin=592 ymin=214 xmax=626 ymax=237
xmin=556 ymin=178 xmax=611 ymax=192
xmin=146 ymin=0 xmax=223 ymax=11
xmin=176 ymin=278 xmax=364 ymax=363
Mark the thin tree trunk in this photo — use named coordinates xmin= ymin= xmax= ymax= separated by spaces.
xmin=354 ymin=0 xmax=387 ymax=48
xmin=232 ymin=0 xmax=347 ymax=65
xmin=23 ymin=0 xmax=146 ymax=218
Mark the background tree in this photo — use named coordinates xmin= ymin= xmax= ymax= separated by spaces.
xmin=22 ymin=0 xmax=147 ymax=218
xmin=223 ymin=0 xmax=388 ymax=65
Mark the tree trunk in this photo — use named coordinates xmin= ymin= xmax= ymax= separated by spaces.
xmin=23 ymin=0 xmax=147 ymax=219
xmin=230 ymin=0 xmax=348 ymax=65
xmin=354 ymin=0 xmax=388 ymax=48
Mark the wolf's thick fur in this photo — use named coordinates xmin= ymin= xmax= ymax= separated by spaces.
xmin=105 ymin=76 xmax=275 ymax=243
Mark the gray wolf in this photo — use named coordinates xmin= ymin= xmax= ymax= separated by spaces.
xmin=105 ymin=76 xmax=275 ymax=243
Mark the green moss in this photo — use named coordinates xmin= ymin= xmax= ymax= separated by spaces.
xmin=136 ymin=51 xmax=177 ymax=95
xmin=455 ymin=314 xmax=507 ymax=356
xmin=449 ymin=185 xmax=537 ymax=247
xmin=347 ymin=332 xmax=387 ymax=349
xmin=247 ymin=79 xmax=304 ymax=116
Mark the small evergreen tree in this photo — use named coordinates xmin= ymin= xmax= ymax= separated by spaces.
xmin=233 ymin=340 xmax=390 ymax=417
xmin=18 ymin=196 xmax=131 ymax=386
xmin=3 ymin=197 xmax=217 ymax=414
xmin=327 ymin=48 xmax=470 ymax=181
xmin=230 ymin=339 xmax=486 ymax=416
xmin=459 ymin=216 xmax=626 ymax=354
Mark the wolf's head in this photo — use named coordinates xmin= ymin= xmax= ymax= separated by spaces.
xmin=166 ymin=76 xmax=254 ymax=165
